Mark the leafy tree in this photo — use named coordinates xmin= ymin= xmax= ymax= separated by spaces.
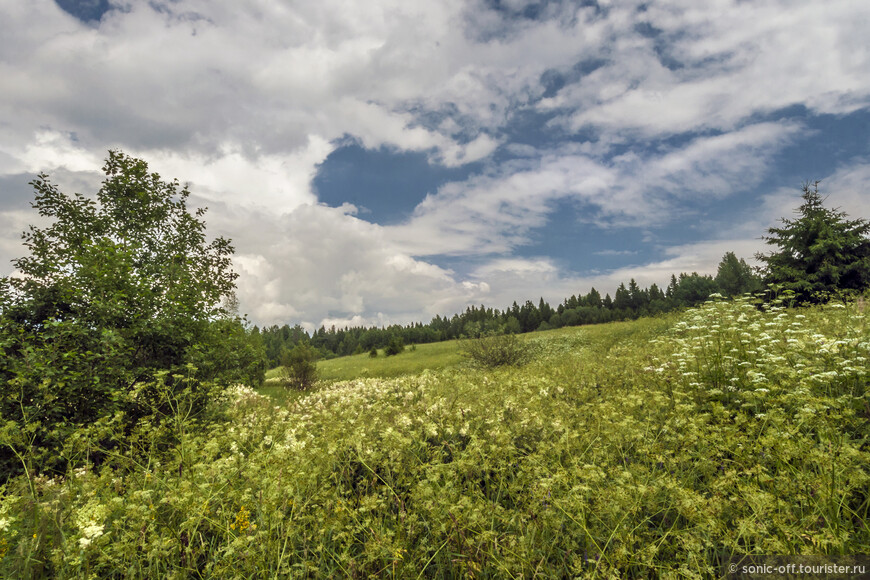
xmin=0 ymin=151 xmax=250 ymax=475
xmin=503 ymin=316 xmax=521 ymax=335
xmin=715 ymin=252 xmax=762 ymax=298
xmin=280 ymin=342 xmax=319 ymax=389
xmin=186 ymin=318 xmax=267 ymax=388
xmin=463 ymin=320 xmax=483 ymax=339
xmin=672 ymin=273 xmax=718 ymax=306
xmin=756 ymin=181 xmax=870 ymax=303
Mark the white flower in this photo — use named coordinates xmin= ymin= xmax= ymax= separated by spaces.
xmin=82 ymin=523 xmax=104 ymax=539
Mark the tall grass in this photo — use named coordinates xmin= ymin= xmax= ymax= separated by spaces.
xmin=2 ymin=299 xmax=868 ymax=578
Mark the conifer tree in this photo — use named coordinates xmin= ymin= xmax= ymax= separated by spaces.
xmin=756 ymin=181 xmax=870 ymax=303
xmin=715 ymin=252 xmax=762 ymax=297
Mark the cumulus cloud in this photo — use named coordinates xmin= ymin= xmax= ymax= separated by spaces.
xmin=218 ymin=203 xmax=491 ymax=328
xmin=2 ymin=0 xmax=869 ymax=326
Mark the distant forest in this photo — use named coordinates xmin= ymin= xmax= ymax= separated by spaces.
xmin=257 ymin=252 xmax=761 ymax=366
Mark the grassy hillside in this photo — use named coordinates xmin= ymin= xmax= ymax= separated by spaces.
xmin=3 ymin=298 xmax=868 ymax=578
xmin=266 ymin=337 xmax=469 ymax=385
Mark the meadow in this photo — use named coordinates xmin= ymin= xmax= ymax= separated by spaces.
xmin=2 ymin=296 xmax=868 ymax=578
xmin=269 ymin=339 xmax=468 ymax=384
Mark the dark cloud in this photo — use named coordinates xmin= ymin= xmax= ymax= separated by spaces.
xmin=0 ymin=174 xmax=37 ymax=211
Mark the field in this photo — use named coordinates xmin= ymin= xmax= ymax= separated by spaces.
xmin=267 ymin=335 xmax=495 ymax=384
xmin=2 ymin=297 xmax=869 ymax=578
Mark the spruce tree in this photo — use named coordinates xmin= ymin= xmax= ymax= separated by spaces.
xmin=715 ymin=252 xmax=763 ymax=297
xmin=756 ymin=181 xmax=870 ymax=303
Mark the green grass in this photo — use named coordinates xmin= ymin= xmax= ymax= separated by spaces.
xmin=320 ymin=340 xmax=466 ymax=382
xmin=5 ymin=299 xmax=869 ymax=578
xmin=265 ymin=336 xmax=468 ymax=387
xmin=264 ymin=327 xmax=593 ymax=390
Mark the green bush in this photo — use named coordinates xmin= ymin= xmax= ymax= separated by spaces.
xmin=186 ymin=318 xmax=268 ymax=388
xmin=0 ymin=151 xmax=258 ymax=478
xmin=461 ymin=332 xmax=531 ymax=367
xmin=384 ymin=336 xmax=405 ymax=356
xmin=280 ymin=343 xmax=319 ymax=389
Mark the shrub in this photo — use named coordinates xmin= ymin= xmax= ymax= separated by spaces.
xmin=461 ymin=332 xmax=530 ymax=368
xmin=185 ymin=318 xmax=268 ymax=388
xmin=369 ymin=347 xmax=378 ymax=358
xmin=384 ymin=336 xmax=405 ymax=356
xmin=280 ymin=343 xmax=319 ymax=389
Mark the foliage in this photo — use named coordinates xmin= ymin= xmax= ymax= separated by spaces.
xmin=0 ymin=151 xmax=258 ymax=477
xmin=670 ymin=272 xmax=719 ymax=306
xmin=461 ymin=332 xmax=531 ymax=368
xmin=185 ymin=318 xmax=268 ymax=388
xmin=3 ymin=301 xmax=868 ymax=577
xmin=757 ymin=181 xmax=870 ymax=303
xmin=368 ymin=347 xmax=378 ymax=358
xmin=280 ymin=343 xmax=319 ymax=390
xmin=715 ymin=251 xmax=763 ymax=297
xmin=384 ymin=336 xmax=405 ymax=356
xmin=261 ymin=261 xmax=774 ymax=363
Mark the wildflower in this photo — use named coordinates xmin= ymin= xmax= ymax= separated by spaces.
xmin=77 ymin=521 xmax=104 ymax=549
xmin=232 ymin=506 xmax=251 ymax=533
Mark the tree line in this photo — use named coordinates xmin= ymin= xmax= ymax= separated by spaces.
xmin=257 ymin=252 xmax=763 ymax=365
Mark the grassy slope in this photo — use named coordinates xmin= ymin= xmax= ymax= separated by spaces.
xmin=266 ymin=337 xmax=467 ymax=384
xmin=5 ymin=301 xmax=869 ymax=578
xmin=266 ymin=331 xmax=572 ymax=387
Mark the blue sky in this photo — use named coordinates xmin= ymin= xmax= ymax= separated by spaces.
xmin=1 ymin=0 xmax=868 ymax=329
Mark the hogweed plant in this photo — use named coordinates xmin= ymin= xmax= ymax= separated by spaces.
xmin=1 ymin=298 xmax=868 ymax=577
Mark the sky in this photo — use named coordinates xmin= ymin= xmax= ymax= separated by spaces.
xmin=1 ymin=0 xmax=869 ymax=330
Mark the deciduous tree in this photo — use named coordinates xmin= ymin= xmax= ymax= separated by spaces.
xmin=0 ymin=151 xmax=261 ymax=475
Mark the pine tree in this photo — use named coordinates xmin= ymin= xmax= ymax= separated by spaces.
xmin=756 ymin=181 xmax=870 ymax=303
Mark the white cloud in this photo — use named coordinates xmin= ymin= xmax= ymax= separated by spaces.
xmin=223 ymin=203 xmax=491 ymax=328
xmin=140 ymin=139 xmax=332 ymax=212
xmin=2 ymin=0 xmax=869 ymax=328
xmin=386 ymin=120 xmax=800 ymax=257
xmin=553 ymin=0 xmax=870 ymax=138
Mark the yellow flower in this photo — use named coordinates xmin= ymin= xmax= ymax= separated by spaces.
xmin=232 ymin=506 xmax=251 ymax=533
